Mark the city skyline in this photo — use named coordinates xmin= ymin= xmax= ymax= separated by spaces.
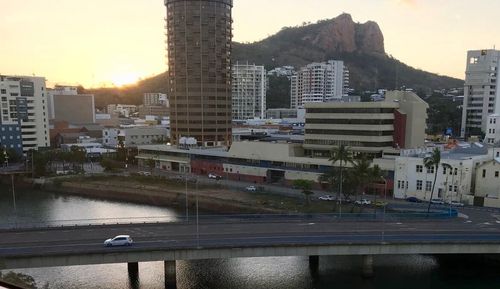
xmin=1 ymin=0 xmax=499 ymax=87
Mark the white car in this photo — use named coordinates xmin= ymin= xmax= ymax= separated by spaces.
xmin=208 ymin=173 xmax=222 ymax=180
xmin=246 ymin=185 xmax=257 ymax=192
xmin=104 ymin=235 xmax=133 ymax=247
xmin=448 ymin=201 xmax=465 ymax=207
xmin=138 ymin=171 xmax=151 ymax=176
xmin=319 ymin=195 xmax=335 ymax=201
xmin=355 ymin=199 xmax=371 ymax=205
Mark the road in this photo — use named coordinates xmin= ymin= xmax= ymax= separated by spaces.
xmin=1 ymin=214 xmax=500 ymax=259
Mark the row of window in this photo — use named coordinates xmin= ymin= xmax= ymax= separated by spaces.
xmin=416 ymin=165 xmax=459 ymax=175
xmin=398 ymin=180 xmax=458 ymax=192
xmin=481 ymin=169 xmax=500 ymax=178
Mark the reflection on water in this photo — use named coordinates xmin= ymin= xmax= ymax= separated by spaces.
xmin=1 ymin=186 xmax=500 ymax=289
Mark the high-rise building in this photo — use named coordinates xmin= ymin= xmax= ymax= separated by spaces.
xmin=232 ymin=63 xmax=266 ymax=120
xmin=461 ymin=49 xmax=500 ymax=138
xmin=165 ymin=0 xmax=233 ymax=147
xmin=291 ymin=60 xmax=349 ymax=109
xmin=0 ymin=75 xmax=50 ymax=154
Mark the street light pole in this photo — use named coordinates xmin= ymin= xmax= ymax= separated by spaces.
xmin=185 ymin=171 xmax=189 ymax=222
xmin=196 ymin=180 xmax=200 ymax=248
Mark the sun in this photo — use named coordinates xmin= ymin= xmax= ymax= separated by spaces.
xmin=111 ymin=73 xmax=140 ymax=87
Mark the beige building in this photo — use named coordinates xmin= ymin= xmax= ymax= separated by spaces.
xmin=304 ymin=91 xmax=428 ymax=158
xmin=475 ymin=159 xmax=500 ymax=199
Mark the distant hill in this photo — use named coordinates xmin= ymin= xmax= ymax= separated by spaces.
xmin=232 ymin=13 xmax=463 ymax=92
xmin=86 ymin=13 xmax=463 ymax=109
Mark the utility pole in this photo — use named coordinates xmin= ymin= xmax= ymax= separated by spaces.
xmin=11 ymin=174 xmax=17 ymax=228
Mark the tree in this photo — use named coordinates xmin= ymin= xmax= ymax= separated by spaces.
xmin=424 ymin=148 xmax=441 ymax=213
xmin=329 ymin=145 xmax=353 ymax=203
xmin=350 ymin=155 xmax=372 ymax=200
xmin=293 ymin=179 xmax=314 ymax=206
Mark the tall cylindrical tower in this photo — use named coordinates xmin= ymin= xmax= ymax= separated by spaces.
xmin=165 ymin=0 xmax=233 ymax=147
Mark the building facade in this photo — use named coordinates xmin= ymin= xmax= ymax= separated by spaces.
xmin=232 ymin=63 xmax=266 ymax=120
xmin=165 ymin=0 xmax=233 ymax=147
xmin=144 ymin=93 xmax=168 ymax=107
xmin=484 ymin=114 xmax=500 ymax=145
xmin=303 ymin=91 xmax=428 ymax=157
xmin=461 ymin=49 xmax=500 ymax=137
xmin=291 ymin=60 xmax=349 ymax=109
xmin=0 ymin=75 xmax=50 ymax=153
xmin=103 ymin=126 xmax=169 ymax=148
xmin=475 ymin=159 xmax=500 ymax=204
xmin=48 ymin=86 xmax=95 ymax=124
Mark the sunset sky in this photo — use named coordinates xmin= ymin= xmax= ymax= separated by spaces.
xmin=1 ymin=0 xmax=499 ymax=88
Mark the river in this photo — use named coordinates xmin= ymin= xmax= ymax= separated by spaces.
xmin=1 ymin=185 xmax=499 ymax=289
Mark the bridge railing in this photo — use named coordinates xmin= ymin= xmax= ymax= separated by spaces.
xmin=0 ymin=209 xmax=458 ymax=230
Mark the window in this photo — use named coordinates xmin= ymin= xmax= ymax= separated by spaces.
xmin=416 ymin=180 xmax=423 ymax=191
xmin=483 ymin=169 xmax=486 ymax=178
xmin=470 ymin=57 xmax=479 ymax=64
xmin=454 ymin=186 xmax=458 ymax=193
xmin=426 ymin=181 xmax=432 ymax=192
xmin=416 ymin=165 xmax=423 ymax=173
xmin=454 ymin=168 xmax=458 ymax=176
xmin=427 ymin=166 xmax=434 ymax=174
xmin=397 ymin=181 xmax=402 ymax=189
xmin=496 ymin=171 xmax=499 ymax=178
xmin=443 ymin=167 xmax=447 ymax=175
xmin=449 ymin=185 xmax=453 ymax=192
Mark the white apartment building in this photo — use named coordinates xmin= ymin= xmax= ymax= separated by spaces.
xmin=0 ymin=75 xmax=50 ymax=153
xmin=394 ymin=144 xmax=492 ymax=204
xmin=107 ymin=104 xmax=138 ymax=118
xmin=232 ymin=63 xmax=266 ymax=120
xmin=484 ymin=114 xmax=500 ymax=145
xmin=461 ymin=49 xmax=500 ymax=137
xmin=291 ymin=60 xmax=349 ymax=109
xmin=103 ymin=126 xmax=170 ymax=148
xmin=144 ymin=93 xmax=168 ymax=107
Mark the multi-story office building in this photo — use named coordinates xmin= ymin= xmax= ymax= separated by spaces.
xmin=232 ymin=63 xmax=266 ymax=120
xmin=165 ymin=0 xmax=233 ymax=147
xmin=303 ymin=91 xmax=428 ymax=157
xmin=485 ymin=114 xmax=500 ymax=145
xmin=144 ymin=93 xmax=168 ymax=107
xmin=461 ymin=49 xmax=500 ymax=137
xmin=0 ymin=75 xmax=50 ymax=154
xmin=48 ymin=86 xmax=95 ymax=124
xmin=291 ymin=60 xmax=349 ymax=109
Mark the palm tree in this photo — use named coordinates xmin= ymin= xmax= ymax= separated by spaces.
xmin=329 ymin=145 xmax=353 ymax=202
xmin=424 ymin=148 xmax=441 ymax=213
xmin=350 ymin=155 xmax=372 ymax=201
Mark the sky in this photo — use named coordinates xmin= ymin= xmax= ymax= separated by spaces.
xmin=0 ymin=0 xmax=499 ymax=88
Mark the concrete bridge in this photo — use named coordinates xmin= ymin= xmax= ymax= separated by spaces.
xmin=1 ymin=217 xmax=500 ymax=288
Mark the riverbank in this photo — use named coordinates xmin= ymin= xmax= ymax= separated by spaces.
xmin=26 ymin=175 xmax=343 ymax=215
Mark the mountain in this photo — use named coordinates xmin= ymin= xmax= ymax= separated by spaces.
xmin=87 ymin=13 xmax=463 ymax=108
xmin=232 ymin=13 xmax=463 ymax=91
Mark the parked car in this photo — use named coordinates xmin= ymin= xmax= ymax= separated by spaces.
xmin=104 ymin=235 xmax=133 ymax=247
xmin=430 ymin=198 xmax=445 ymax=205
xmin=373 ymin=201 xmax=388 ymax=207
xmin=355 ymin=199 xmax=371 ymax=205
xmin=447 ymin=201 xmax=465 ymax=207
xmin=406 ymin=197 xmax=423 ymax=203
xmin=137 ymin=171 xmax=151 ymax=176
xmin=208 ymin=173 xmax=222 ymax=180
xmin=319 ymin=195 xmax=335 ymax=201
xmin=246 ymin=185 xmax=257 ymax=192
